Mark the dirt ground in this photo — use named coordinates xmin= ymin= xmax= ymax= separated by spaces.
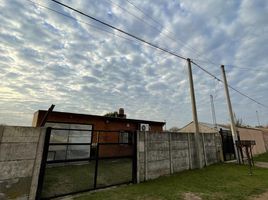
xmin=250 ymin=191 xmax=268 ymax=200
xmin=255 ymin=162 xmax=268 ymax=168
xmin=183 ymin=192 xmax=202 ymax=200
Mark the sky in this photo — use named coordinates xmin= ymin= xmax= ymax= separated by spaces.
xmin=0 ymin=0 xmax=268 ymax=128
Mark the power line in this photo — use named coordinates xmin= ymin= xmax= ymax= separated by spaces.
xmin=29 ymin=0 xmax=268 ymax=110
xmin=192 ymin=58 xmax=268 ymax=73
xmin=25 ymin=0 xmax=179 ymax=71
xmin=26 ymin=0 xmax=139 ymax=44
xmin=105 ymin=0 xmax=199 ymax=58
xmin=50 ymin=0 xmax=187 ymax=60
xmin=190 ymin=61 xmax=268 ymax=109
xmin=225 ymin=65 xmax=268 ymax=73
xmin=124 ymin=0 xmax=219 ymax=64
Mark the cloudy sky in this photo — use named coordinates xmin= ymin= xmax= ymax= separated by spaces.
xmin=0 ymin=0 xmax=268 ymax=128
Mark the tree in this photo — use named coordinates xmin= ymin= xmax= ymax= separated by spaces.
xmin=235 ymin=118 xmax=243 ymax=127
xmin=104 ymin=111 xmax=118 ymax=117
xmin=255 ymin=125 xmax=264 ymax=128
xmin=234 ymin=113 xmax=244 ymax=127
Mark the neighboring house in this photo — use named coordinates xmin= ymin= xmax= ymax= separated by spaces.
xmin=179 ymin=121 xmax=228 ymax=133
xmin=236 ymin=126 xmax=266 ymax=155
xmin=256 ymin=128 xmax=268 ymax=152
xmin=32 ymin=108 xmax=165 ymax=158
xmin=179 ymin=121 xmax=267 ymax=157
xmin=32 ymin=108 xmax=165 ymax=133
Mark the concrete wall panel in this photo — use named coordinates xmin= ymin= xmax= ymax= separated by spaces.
xmin=137 ymin=131 xmax=220 ymax=182
xmin=0 ymin=126 xmax=46 ymax=200
xmin=0 ymin=160 xmax=35 ymax=180
xmin=0 ymin=143 xmax=38 ymax=161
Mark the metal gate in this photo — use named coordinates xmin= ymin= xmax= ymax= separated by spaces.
xmin=219 ymin=129 xmax=236 ymax=161
xmin=36 ymin=127 xmax=137 ymax=199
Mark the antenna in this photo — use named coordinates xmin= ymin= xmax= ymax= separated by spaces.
xmin=256 ymin=110 xmax=261 ymax=127
xmin=210 ymin=95 xmax=217 ymax=129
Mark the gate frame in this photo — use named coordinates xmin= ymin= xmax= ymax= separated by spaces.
xmin=36 ymin=127 xmax=51 ymax=200
xmin=36 ymin=128 xmax=137 ymax=200
xmin=219 ymin=128 xmax=236 ymax=161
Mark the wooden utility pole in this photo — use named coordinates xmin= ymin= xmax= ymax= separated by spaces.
xmin=187 ymin=58 xmax=202 ymax=169
xmin=221 ymin=65 xmax=240 ymax=162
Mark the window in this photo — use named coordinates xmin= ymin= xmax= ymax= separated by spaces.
xmin=119 ymin=131 xmax=132 ymax=144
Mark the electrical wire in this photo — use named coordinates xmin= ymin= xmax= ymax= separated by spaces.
xmin=192 ymin=58 xmax=268 ymax=73
xmin=124 ymin=0 xmax=217 ymax=65
xmin=26 ymin=0 xmax=268 ymax=110
xmin=26 ymin=0 xmax=139 ymax=44
xmin=190 ymin=61 xmax=268 ymax=109
xmin=50 ymin=0 xmax=187 ymax=60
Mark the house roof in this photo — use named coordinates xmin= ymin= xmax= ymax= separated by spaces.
xmin=180 ymin=121 xmax=266 ymax=133
xmin=35 ymin=110 xmax=166 ymax=125
xmin=179 ymin=121 xmax=230 ymax=133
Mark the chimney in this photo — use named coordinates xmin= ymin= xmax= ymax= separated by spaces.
xmin=118 ymin=108 xmax=126 ymax=118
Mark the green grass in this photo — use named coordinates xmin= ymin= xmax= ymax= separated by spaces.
xmin=254 ymin=152 xmax=268 ymax=162
xmin=41 ymin=158 xmax=132 ymax=198
xmin=75 ymin=163 xmax=268 ymax=200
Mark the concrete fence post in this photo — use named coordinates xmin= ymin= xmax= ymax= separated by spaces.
xmin=0 ymin=125 xmax=4 ymax=141
xmin=202 ymin=133 xmax=207 ymax=166
xmin=187 ymin=133 xmax=192 ymax=169
xmin=168 ymin=132 xmax=173 ymax=174
xmin=144 ymin=131 xmax=148 ymax=181
xmin=213 ymin=133 xmax=218 ymax=162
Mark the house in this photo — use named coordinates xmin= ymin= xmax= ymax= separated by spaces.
xmin=255 ymin=128 xmax=268 ymax=152
xmin=236 ymin=126 xmax=266 ymax=155
xmin=32 ymin=108 xmax=165 ymax=159
xmin=179 ymin=121 xmax=267 ymax=158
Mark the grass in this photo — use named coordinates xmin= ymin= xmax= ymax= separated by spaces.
xmin=254 ymin=152 xmax=268 ymax=162
xmin=74 ymin=163 xmax=268 ymax=200
xmin=41 ymin=158 xmax=132 ymax=198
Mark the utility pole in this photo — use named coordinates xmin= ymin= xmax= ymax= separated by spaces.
xmin=187 ymin=58 xmax=202 ymax=169
xmin=221 ymin=65 xmax=240 ymax=162
xmin=256 ymin=111 xmax=260 ymax=127
xmin=210 ymin=95 xmax=217 ymax=129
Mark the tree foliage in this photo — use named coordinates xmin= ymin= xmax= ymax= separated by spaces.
xmin=104 ymin=112 xmax=118 ymax=117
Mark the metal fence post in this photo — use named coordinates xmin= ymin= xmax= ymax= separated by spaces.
xmin=144 ymin=131 xmax=148 ymax=181
xmin=35 ymin=127 xmax=51 ymax=200
xmin=136 ymin=131 xmax=140 ymax=183
xmin=132 ymin=131 xmax=138 ymax=183
xmin=93 ymin=132 xmax=100 ymax=189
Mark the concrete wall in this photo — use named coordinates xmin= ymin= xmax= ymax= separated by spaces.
xmin=0 ymin=126 xmax=46 ymax=200
xmin=237 ymin=127 xmax=266 ymax=155
xmin=137 ymin=131 xmax=222 ymax=182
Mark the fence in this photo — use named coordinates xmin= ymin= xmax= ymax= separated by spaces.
xmin=37 ymin=128 xmax=136 ymax=199
xmin=137 ymin=131 xmax=222 ymax=182
xmin=0 ymin=126 xmax=223 ymax=200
